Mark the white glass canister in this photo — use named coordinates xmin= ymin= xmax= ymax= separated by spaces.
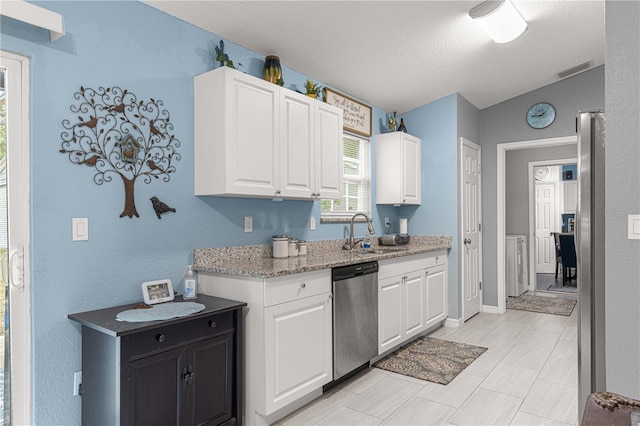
xmin=272 ymin=235 xmax=288 ymax=258
xmin=298 ymin=241 xmax=307 ymax=256
xmin=288 ymin=238 xmax=299 ymax=257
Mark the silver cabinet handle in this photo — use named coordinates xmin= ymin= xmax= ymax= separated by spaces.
xmin=301 ymin=283 xmax=306 ymax=289
xmin=276 ymin=189 xmax=281 ymax=194
xmin=316 ymin=192 xmax=320 ymax=197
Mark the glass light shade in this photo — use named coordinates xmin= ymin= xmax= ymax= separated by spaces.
xmin=469 ymin=0 xmax=528 ymax=44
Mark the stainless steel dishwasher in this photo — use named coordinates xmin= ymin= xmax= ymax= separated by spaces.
xmin=331 ymin=261 xmax=379 ymax=381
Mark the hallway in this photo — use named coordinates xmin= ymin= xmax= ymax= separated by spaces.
xmin=279 ymin=308 xmax=578 ymax=425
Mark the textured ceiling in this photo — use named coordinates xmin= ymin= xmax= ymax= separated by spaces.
xmin=144 ymin=1 xmax=604 ymax=114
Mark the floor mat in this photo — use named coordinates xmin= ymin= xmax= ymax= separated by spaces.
xmin=372 ymin=337 xmax=487 ymax=385
xmin=507 ymin=293 xmax=577 ymax=316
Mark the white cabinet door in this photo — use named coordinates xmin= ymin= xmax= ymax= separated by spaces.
xmin=402 ymin=134 xmax=421 ymax=204
xmin=195 ymin=67 xmax=279 ymax=197
xmin=314 ymin=102 xmax=343 ymax=200
xmin=563 ymin=180 xmax=578 ymax=213
xmin=280 ymin=91 xmax=314 ymax=198
xmin=264 ymin=293 xmax=332 ymax=414
xmin=403 ymin=270 xmax=425 ymax=339
xmin=424 ymin=264 xmax=448 ymax=329
xmin=226 ymin=73 xmax=280 ymax=196
xmin=378 ymin=270 xmax=426 ymax=355
xmin=378 ymin=275 xmax=403 ymax=354
xmin=375 ymin=132 xmax=421 ymax=205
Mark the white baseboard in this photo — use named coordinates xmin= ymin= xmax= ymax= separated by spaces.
xmin=444 ymin=317 xmax=463 ymax=328
xmin=482 ymin=305 xmax=500 ymax=314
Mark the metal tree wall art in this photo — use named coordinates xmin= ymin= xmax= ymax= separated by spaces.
xmin=60 ymin=86 xmax=181 ymax=218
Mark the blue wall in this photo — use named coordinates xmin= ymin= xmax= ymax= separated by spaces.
xmin=0 ymin=2 xmax=404 ymax=423
xmin=398 ymin=94 xmax=459 ymax=317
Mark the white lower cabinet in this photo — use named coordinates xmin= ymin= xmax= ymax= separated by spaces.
xmin=378 ymin=270 xmax=425 ymax=354
xmin=424 ymin=263 xmax=448 ymax=329
xmin=264 ymin=292 xmax=332 ymax=414
xmin=378 ymin=252 xmax=448 ymax=355
xmin=198 ymin=269 xmax=332 ymax=425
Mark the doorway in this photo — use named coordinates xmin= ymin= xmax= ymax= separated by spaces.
xmin=0 ymin=50 xmax=32 ymax=426
xmin=496 ymin=136 xmax=576 ymax=313
xmin=528 ymin=159 xmax=577 ymax=295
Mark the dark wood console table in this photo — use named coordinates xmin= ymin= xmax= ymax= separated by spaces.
xmin=69 ymin=295 xmax=246 ymax=426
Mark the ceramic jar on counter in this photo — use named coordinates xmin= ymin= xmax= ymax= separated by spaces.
xmin=272 ymin=235 xmax=288 ymax=258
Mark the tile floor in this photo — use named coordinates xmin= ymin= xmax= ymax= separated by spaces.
xmin=278 ymin=305 xmax=579 ymax=426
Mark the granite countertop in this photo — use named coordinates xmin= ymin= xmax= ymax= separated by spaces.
xmin=193 ymin=235 xmax=451 ymax=279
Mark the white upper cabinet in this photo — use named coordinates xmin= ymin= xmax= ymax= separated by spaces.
xmin=194 ymin=67 xmax=343 ymax=200
xmin=195 ymin=67 xmax=279 ymax=197
xmin=314 ymin=102 xmax=344 ymax=200
xmin=280 ymin=90 xmax=315 ymax=198
xmin=375 ymin=132 xmax=421 ymax=205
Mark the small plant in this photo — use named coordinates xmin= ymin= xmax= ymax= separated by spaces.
xmin=304 ymin=80 xmax=322 ymax=98
xmin=215 ymin=40 xmax=242 ymax=70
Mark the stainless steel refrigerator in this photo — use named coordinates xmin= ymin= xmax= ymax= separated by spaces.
xmin=576 ymin=110 xmax=606 ymax=420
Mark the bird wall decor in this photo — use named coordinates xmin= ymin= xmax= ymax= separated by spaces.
xmin=150 ymin=196 xmax=176 ymax=219
xmin=60 ymin=86 xmax=182 ymax=218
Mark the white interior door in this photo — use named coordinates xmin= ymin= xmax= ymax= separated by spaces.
xmin=461 ymin=139 xmax=482 ymax=321
xmin=535 ymin=182 xmax=556 ymax=274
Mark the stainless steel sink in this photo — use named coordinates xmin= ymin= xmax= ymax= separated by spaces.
xmin=354 ymin=247 xmax=409 ymax=255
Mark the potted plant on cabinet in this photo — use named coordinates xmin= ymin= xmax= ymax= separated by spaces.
xmin=304 ymin=80 xmax=322 ymax=99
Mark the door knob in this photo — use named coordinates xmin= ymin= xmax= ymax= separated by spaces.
xmin=464 ymin=238 xmax=471 ymax=245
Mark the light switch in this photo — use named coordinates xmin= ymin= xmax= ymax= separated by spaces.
xmin=629 ymin=214 xmax=640 ymax=240
xmin=244 ymin=216 xmax=253 ymax=233
xmin=72 ymin=218 xmax=89 ymax=241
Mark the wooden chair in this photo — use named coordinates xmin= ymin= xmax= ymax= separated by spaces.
xmin=558 ymin=234 xmax=577 ymax=284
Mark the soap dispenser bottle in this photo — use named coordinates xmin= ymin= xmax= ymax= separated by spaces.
xmin=183 ymin=265 xmax=198 ymax=299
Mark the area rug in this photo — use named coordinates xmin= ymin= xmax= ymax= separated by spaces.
xmin=372 ymin=337 xmax=487 ymax=385
xmin=507 ymin=294 xmax=576 ymax=316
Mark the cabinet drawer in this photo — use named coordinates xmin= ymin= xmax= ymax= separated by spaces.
xmin=124 ymin=311 xmax=233 ymax=359
xmin=264 ymin=270 xmax=330 ymax=307
xmin=378 ymin=254 xmax=429 ymax=279
xmin=423 ymin=250 xmax=448 ymax=269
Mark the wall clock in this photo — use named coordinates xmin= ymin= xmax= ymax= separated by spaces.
xmin=527 ymin=102 xmax=556 ymax=129
xmin=535 ymin=166 xmax=550 ymax=181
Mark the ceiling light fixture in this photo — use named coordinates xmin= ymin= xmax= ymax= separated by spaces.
xmin=469 ymin=0 xmax=528 ymax=44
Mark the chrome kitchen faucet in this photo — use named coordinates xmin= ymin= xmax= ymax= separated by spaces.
xmin=343 ymin=213 xmax=375 ymax=250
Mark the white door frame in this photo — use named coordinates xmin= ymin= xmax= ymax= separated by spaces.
xmin=459 ymin=137 xmax=482 ymax=320
xmin=527 ymin=158 xmax=577 ymax=290
xmin=1 ymin=50 xmax=32 ymax=426
xmin=496 ymin=136 xmax=575 ymax=313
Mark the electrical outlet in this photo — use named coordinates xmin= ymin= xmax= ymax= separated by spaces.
xmin=310 ymin=216 xmax=317 ymax=230
xmin=73 ymin=371 xmax=82 ymax=396
xmin=384 ymin=217 xmax=391 ymax=228
xmin=244 ymin=216 xmax=253 ymax=233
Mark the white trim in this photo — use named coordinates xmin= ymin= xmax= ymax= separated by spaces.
xmin=527 ymin=158 xmax=577 ymax=291
xmin=496 ymin=136 xmax=576 ymax=314
xmin=444 ymin=317 xmax=464 ymax=328
xmin=0 ymin=0 xmax=65 ymax=41
xmin=1 ymin=50 xmax=32 ymax=426
xmin=482 ymin=305 xmax=500 ymax=314
xmin=459 ymin=137 xmax=483 ymax=322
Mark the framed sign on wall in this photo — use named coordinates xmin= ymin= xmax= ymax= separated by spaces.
xmin=323 ymin=87 xmax=372 ymax=137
